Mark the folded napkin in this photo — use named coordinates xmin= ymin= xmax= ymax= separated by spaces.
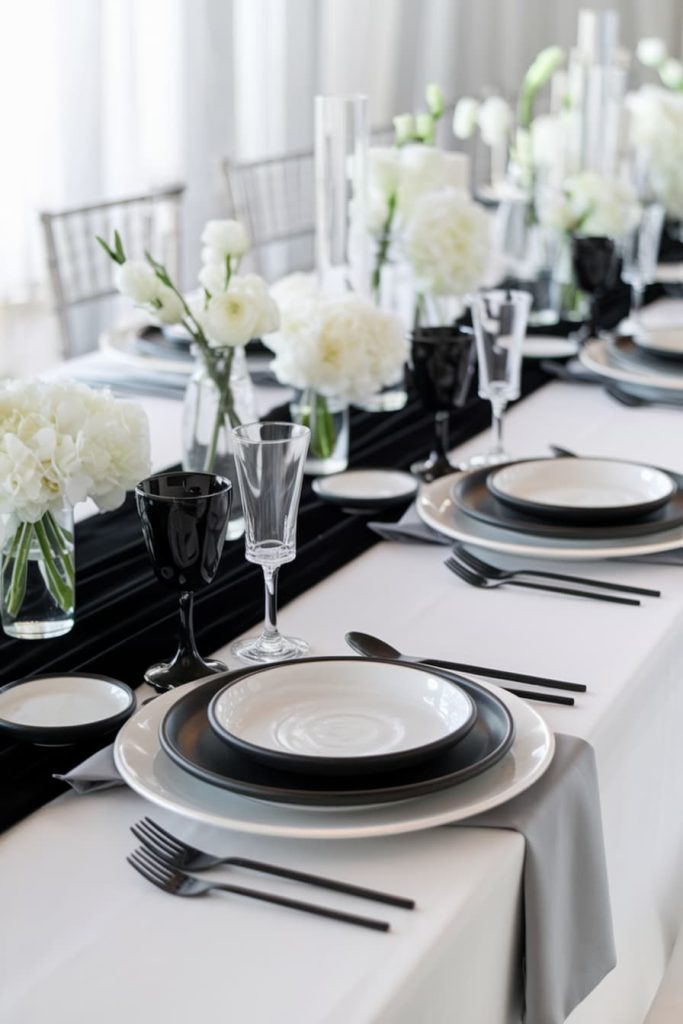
xmin=53 ymin=744 xmax=121 ymax=793
xmin=459 ymin=733 xmax=615 ymax=1024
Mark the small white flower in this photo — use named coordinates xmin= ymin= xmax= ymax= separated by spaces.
xmin=425 ymin=83 xmax=444 ymax=118
xmin=200 ymin=220 xmax=249 ymax=259
xmin=636 ymin=37 xmax=668 ymax=68
xmin=415 ymin=112 xmax=435 ymax=141
xmin=203 ymin=280 xmax=259 ymax=347
xmin=198 ymin=263 xmax=227 ymax=295
xmin=523 ymin=46 xmax=565 ymax=92
xmin=477 ymin=96 xmax=512 ymax=147
xmin=114 ymin=260 xmax=160 ymax=304
xmin=660 ymin=58 xmax=683 ymax=90
xmin=452 ymin=97 xmax=480 ymax=139
xmin=154 ymin=285 xmax=185 ymax=325
xmin=393 ymin=113 xmax=414 ymax=144
xmin=405 ymin=187 xmax=491 ymax=297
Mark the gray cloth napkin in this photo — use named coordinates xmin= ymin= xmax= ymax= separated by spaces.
xmin=370 ymin=501 xmax=683 ymax=565
xmin=61 ymin=731 xmax=614 ymax=1024
xmin=54 ymin=744 xmax=121 ymax=793
xmin=460 ymin=733 xmax=615 ymax=1024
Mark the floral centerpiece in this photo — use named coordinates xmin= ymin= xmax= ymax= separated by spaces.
xmin=0 ymin=379 xmax=150 ymax=638
xmin=266 ymin=276 xmax=407 ymax=473
xmin=99 ymin=220 xmax=279 ymax=537
xmin=536 ymin=172 xmax=642 ymax=238
xmin=626 ymin=86 xmax=683 ymax=223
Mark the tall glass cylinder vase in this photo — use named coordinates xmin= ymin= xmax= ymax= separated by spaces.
xmin=182 ymin=346 xmax=256 ymax=540
xmin=290 ymin=389 xmax=349 ymax=476
xmin=314 ymin=93 xmax=370 ymax=298
xmin=1 ymin=504 xmax=75 ymax=639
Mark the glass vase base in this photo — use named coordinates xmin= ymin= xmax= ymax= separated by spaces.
xmin=355 ymin=387 xmax=408 ymax=413
xmin=304 ymin=454 xmax=349 ymax=477
xmin=144 ymin=654 xmax=227 ymax=693
xmin=232 ymin=633 xmax=309 ymax=665
xmin=462 ymin=449 xmax=511 ymax=470
xmin=2 ymin=617 xmax=74 ymax=640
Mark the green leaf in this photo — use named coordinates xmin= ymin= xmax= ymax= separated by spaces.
xmin=114 ymin=230 xmax=126 ymax=261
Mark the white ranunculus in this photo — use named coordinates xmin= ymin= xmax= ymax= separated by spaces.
xmin=203 ymin=279 xmax=259 ymax=347
xmin=636 ymin=37 xmax=668 ymax=68
xmin=406 ymin=187 xmax=491 ymax=297
xmin=0 ymin=380 xmax=150 ymax=522
xmin=200 ymin=219 xmax=249 ymax=259
xmin=452 ymin=97 xmax=480 ymax=139
xmin=393 ymin=113 xmax=414 ymax=144
xmin=266 ymin=289 xmax=406 ymax=402
xmin=477 ymin=96 xmax=512 ymax=147
xmin=154 ymin=284 xmax=185 ymax=325
xmin=114 ymin=260 xmax=160 ymax=305
xmin=198 ymin=263 xmax=227 ymax=295
xmin=660 ymin=58 xmax=683 ymax=90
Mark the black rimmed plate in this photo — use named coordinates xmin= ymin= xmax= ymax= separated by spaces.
xmin=312 ymin=469 xmax=418 ymax=510
xmin=608 ymin=334 xmax=683 ymax=375
xmin=207 ymin=658 xmax=476 ymax=776
xmin=160 ymin=658 xmax=514 ymax=807
xmin=0 ymin=673 xmax=135 ymax=746
xmin=487 ymin=458 xmax=675 ymax=524
xmin=631 ymin=327 xmax=683 ymax=363
xmin=451 ymin=463 xmax=683 ymax=540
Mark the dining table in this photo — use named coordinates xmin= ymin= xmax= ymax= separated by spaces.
xmin=2 ymin=340 xmax=683 ymax=1024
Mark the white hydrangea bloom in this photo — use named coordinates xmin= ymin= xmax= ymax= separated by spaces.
xmin=405 ymin=187 xmax=491 ymax=297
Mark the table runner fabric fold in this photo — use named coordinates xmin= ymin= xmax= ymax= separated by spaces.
xmin=59 ymin=732 xmax=615 ymax=1024
xmin=462 ymin=733 xmax=616 ymax=1024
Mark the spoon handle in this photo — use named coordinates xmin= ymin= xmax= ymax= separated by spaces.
xmin=422 ymin=657 xmax=586 ymax=693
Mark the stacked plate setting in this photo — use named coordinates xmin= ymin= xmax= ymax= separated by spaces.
xmin=114 ymin=656 xmax=555 ymax=839
xmin=580 ymin=324 xmax=683 ymax=405
xmin=417 ymin=456 xmax=683 ymax=561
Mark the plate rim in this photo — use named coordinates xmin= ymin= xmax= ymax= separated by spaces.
xmin=418 ymin=471 xmax=683 ymax=559
xmin=206 ymin=658 xmax=477 ymax=775
xmin=580 ymin=337 xmax=683 ymax=392
xmin=0 ymin=672 xmax=135 ymax=743
xmin=312 ymin=468 xmax=418 ymax=509
xmin=113 ymin=678 xmax=555 ymax=838
xmin=486 ymin=457 xmax=675 ymax=521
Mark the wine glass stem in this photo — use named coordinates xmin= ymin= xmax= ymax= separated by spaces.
xmin=262 ymin=565 xmax=280 ymax=640
xmin=491 ymin=399 xmax=506 ymax=456
xmin=631 ymin=283 xmax=643 ymax=324
xmin=434 ymin=410 xmax=450 ymax=459
xmin=178 ymin=591 xmax=199 ymax=659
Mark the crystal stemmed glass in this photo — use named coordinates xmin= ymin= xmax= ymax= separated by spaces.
xmin=570 ymin=235 xmax=619 ymax=342
xmin=408 ymin=325 xmax=476 ymax=482
xmin=231 ymin=422 xmax=310 ymax=664
xmin=619 ymin=204 xmax=665 ymax=337
xmin=465 ymin=289 xmax=531 ymax=468
xmin=135 ymin=471 xmax=232 ymax=691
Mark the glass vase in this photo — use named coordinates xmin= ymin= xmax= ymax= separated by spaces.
xmin=494 ymin=198 xmax=560 ymax=327
xmin=290 ymin=389 xmax=349 ymax=476
xmin=355 ymin=238 xmax=409 ymax=413
xmin=182 ymin=346 xmax=256 ymax=540
xmin=1 ymin=505 xmax=75 ymax=639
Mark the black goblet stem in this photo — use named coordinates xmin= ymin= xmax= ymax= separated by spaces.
xmin=434 ymin=411 xmax=450 ymax=462
xmin=177 ymin=591 xmax=200 ymax=664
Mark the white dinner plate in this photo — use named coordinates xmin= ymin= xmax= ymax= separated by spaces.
xmin=312 ymin=469 xmax=418 ymax=509
xmin=99 ymin=324 xmax=194 ymax=378
xmin=488 ymin=458 xmax=675 ymax=520
xmin=114 ymin=680 xmax=555 ymax=839
xmin=634 ymin=328 xmax=683 ymax=361
xmin=417 ymin=472 xmax=683 ymax=560
xmin=579 ymin=338 xmax=683 ymax=393
xmin=0 ymin=673 xmax=134 ymax=744
xmin=522 ymin=335 xmax=579 ymax=360
xmin=208 ymin=659 xmax=475 ymax=775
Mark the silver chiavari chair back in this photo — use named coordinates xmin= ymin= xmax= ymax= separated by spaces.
xmin=40 ymin=184 xmax=185 ymax=357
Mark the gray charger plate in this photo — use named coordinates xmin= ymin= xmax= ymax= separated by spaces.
xmin=452 ymin=463 xmax=683 ymax=540
xmin=608 ymin=335 xmax=683 ymax=376
xmin=160 ymin=658 xmax=514 ymax=807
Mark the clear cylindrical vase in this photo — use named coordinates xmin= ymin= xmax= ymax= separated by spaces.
xmin=1 ymin=505 xmax=75 ymax=639
xmin=290 ymin=390 xmax=349 ymax=476
xmin=182 ymin=346 xmax=256 ymax=540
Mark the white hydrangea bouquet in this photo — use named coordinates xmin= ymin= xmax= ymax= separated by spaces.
xmin=537 ymin=172 xmax=642 ymax=237
xmin=266 ymin=275 xmax=407 ymax=469
xmin=99 ymin=221 xmax=279 ymax=474
xmin=368 ymin=83 xmax=491 ymax=327
xmin=0 ymin=379 xmax=150 ymax=637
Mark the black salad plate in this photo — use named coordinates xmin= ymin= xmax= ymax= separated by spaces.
xmin=159 ymin=658 xmax=515 ymax=807
xmin=452 ymin=464 xmax=683 ymax=540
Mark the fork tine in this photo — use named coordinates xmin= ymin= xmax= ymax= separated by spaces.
xmin=142 ymin=817 xmax=185 ymax=854
xmin=133 ymin=820 xmax=179 ymax=858
xmin=134 ymin=846 xmax=176 ymax=885
xmin=127 ymin=854 xmax=169 ymax=892
xmin=131 ymin=824 xmax=176 ymax=862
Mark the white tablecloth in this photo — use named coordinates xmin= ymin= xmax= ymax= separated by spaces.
xmin=3 ymin=367 xmax=683 ymax=1023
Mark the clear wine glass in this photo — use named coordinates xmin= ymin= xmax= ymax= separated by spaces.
xmin=231 ymin=422 xmax=310 ymax=664
xmin=465 ymin=289 xmax=531 ymax=468
xmin=619 ymin=203 xmax=665 ymax=337
xmin=135 ymin=471 xmax=232 ymax=691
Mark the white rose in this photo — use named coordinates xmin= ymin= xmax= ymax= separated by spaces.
xmin=406 ymin=187 xmax=491 ymax=297
xmin=203 ymin=281 xmax=259 ymax=347
xmin=198 ymin=263 xmax=227 ymax=295
xmin=200 ymin=219 xmax=249 ymax=259
xmin=154 ymin=285 xmax=185 ymax=325
xmin=660 ymin=58 xmax=683 ymax=90
xmin=637 ymin=37 xmax=668 ymax=68
xmin=452 ymin=97 xmax=480 ymax=139
xmin=477 ymin=96 xmax=512 ymax=147
xmin=114 ymin=260 xmax=160 ymax=304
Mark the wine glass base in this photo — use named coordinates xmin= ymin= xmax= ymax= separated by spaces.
xmin=461 ymin=450 xmax=511 ymax=470
xmin=231 ymin=633 xmax=310 ymax=665
xmin=410 ymin=453 xmax=461 ymax=483
xmin=144 ymin=655 xmax=227 ymax=692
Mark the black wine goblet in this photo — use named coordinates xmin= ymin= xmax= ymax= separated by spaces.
xmin=135 ymin=471 xmax=232 ymax=691
xmin=409 ymin=325 xmax=475 ymax=482
xmin=571 ymin=235 xmax=618 ymax=343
